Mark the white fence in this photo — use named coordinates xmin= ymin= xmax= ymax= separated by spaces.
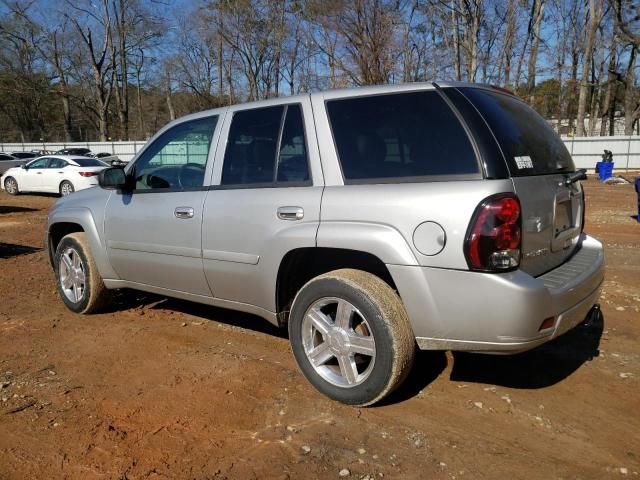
xmin=562 ymin=136 xmax=640 ymax=170
xmin=1 ymin=136 xmax=639 ymax=170
xmin=0 ymin=141 xmax=145 ymax=162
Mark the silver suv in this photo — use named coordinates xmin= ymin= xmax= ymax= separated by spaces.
xmin=46 ymin=83 xmax=604 ymax=406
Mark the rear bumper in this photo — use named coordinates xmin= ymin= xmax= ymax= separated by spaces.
xmin=388 ymin=234 xmax=604 ymax=353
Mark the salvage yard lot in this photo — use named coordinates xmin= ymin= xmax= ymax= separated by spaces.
xmin=0 ymin=177 xmax=638 ymax=479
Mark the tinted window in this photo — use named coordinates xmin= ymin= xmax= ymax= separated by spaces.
xmin=327 ymin=91 xmax=478 ymax=182
xmin=28 ymin=158 xmax=49 ymax=168
xmin=277 ymin=105 xmax=309 ymax=182
xmin=222 ymin=104 xmax=310 ymax=186
xmin=222 ymin=106 xmax=282 ymax=185
xmin=0 ymin=154 xmax=14 ymax=161
xmin=73 ymin=158 xmax=105 ymax=167
xmin=134 ymin=116 xmax=218 ymax=190
xmin=49 ymin=159 xmax=68 ymax=168
xmin=11 ymin=152 xmax=36 ymax=159
xmin=460 ymin=88 xmax=574 ymax=176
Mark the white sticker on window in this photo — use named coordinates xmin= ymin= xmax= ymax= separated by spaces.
xmin=514 ymin=156 xmax=533 ymax=169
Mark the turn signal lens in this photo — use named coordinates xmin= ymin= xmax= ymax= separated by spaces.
xmin=465 ymin=193 xmax=522 ymax=272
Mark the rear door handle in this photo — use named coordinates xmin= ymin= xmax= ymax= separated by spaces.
xmin=277 ymin=206 xmax=304 ymax=221
xmin=174 ymin=207 xmax=194 ymax=219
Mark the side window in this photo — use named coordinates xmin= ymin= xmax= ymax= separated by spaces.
xmin=277 ymin=105 xmax=309 ymax=182
xmin=133 ymin=116 xmax=218 ymax=191
xmin=28 ymin=158 xmax=49 ymax=169
xmin=49 ymin=159 xmax=68 ymax=168
xmin=222 ymin=104 xmax=310 ymax=186
xmin=326 ymin=91 xmax=479 ymax=182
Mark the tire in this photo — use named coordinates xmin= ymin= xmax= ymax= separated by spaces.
xmin=289 ymin=268 xmax=416 ymax=406
xmin=4 ymin=177 xmax=19 ymax=195
xmin=54 ymin=232 xmax=110 ymax=313
xmin=59 ymin=181 xmax=75 ymax=196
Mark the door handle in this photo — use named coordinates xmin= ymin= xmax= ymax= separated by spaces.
xmin=174 ymin=207 xmax=194 ymax=219
xmin=277 ymin=206 xmax=304 ymax=221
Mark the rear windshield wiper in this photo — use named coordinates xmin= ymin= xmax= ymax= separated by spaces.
xmin=564 ymin=169 xmax=587 ymax=186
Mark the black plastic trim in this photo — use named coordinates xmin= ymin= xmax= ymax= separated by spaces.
xmin=438 ymin=87 xmax=510 ymax=179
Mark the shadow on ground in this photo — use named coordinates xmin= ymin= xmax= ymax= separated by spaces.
xmin=0 ymin=243 xmax=41 ymax=259
xmin=449 ymin=309 xmax=604 ymax=389
xmin=0 ymin=206 xmax=39 ymax=214
xmin=379 ymin=351 xmax=448 ymax=406
xmin=105 ymin=289 xmax=604 ymax=401
xmin=108 ymin=289 xmax=286 ymax=338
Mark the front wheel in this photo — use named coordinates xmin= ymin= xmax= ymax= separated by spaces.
xmin=54 ymin=232 xmax=110 ymax=313
xmin=59 ymin=180 xmax=74 ymax=196
xmin=289 ymin=269 xmax=416 ymax=406
xmin=4 ymin=177 xmax=19 ymax=195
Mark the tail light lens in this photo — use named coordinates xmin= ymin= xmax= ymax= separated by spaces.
xmin=79 ymin=171 xmax=99 ymax=177
xmin=464 ymin=193 xmax=522 ymax=272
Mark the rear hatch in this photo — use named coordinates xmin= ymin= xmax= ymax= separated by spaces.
xmin=457 ymin=87 xmax=583 ymax=277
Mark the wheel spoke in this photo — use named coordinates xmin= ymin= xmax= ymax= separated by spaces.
xmin=72 ymin=253 xmax=81 ymax=269
xmin=348 ymin=333 xmax=375 ymax=357
xmin=72 ymin=283 xmax=80 ymax=302
xmin=61 ymin=253 xmax=73 ymax=272
xmin=337 ymin=354 xmax=358 ymax=385
xmin=335 ymin=300 xmax=353 ymax=330
xmin=307 ymin=307 xmax=332 ymax=336
xmin=307 ymin=342 xmax=333 ymax=367
xmin=60 ymin=274 xmax=72 ymax=289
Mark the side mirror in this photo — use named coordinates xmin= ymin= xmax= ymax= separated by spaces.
xmin=21 ymin=164 xmax=27 ymax=169
xmin=99 ymin=167 xmax=131 ymax=191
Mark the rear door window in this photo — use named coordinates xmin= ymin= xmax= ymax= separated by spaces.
xmin=326 ymin=91 xmax=479 ymax=183
xmin=459 ymin=88 xmax=575 ymax=176
xmin=222 ymin=104 xmax=310 ymax=186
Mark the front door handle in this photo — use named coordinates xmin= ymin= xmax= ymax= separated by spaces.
xmin=277 ymin=206 xmax=304 ymax=221
xmin=174 ymin=207 xmax=194 ymax=219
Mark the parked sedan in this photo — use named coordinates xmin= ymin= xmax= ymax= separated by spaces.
xmin=0 ymin=153 xmax=25 ymax=175
xmin=9 ymin=151 xmax=39 ymax=160
xmin=1 ymin=156 xmax=109 ymax=196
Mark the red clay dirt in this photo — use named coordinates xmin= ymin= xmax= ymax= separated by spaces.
xmin=0 ymin=176 xmax=639 ymax=479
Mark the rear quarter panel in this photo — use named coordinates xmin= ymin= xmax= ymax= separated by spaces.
xmin=318 ymin=180 xmax=515 ymax=269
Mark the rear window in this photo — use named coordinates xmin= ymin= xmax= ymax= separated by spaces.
xmin=326 ymin=91 xmax=479 ymax=183
xmin=459 ymin=88 xmax=574 ymax=176
xmin=73 ymin=158 xmax=105 ymax=167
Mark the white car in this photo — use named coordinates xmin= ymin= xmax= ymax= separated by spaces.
xmin=1 ymin=155 xmax=109 ymax=196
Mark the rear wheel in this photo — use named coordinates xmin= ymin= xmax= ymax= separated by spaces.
xmin=59 ymin=181 xmax=74 ymax=196
xmin=54 ymin=232 xmax=110 ymax=313
xmin=289 ymin=269 xmax=415 ymax=406
xmin=4 ymin=177 xmax=19 ymax=195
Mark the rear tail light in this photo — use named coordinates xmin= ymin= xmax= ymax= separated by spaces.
xmin=79 ymin=171 xmax=99 ymax=177
xmin=464 ymin=193 xmax=522 ymax=272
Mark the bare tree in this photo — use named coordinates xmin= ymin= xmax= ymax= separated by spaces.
xmin=576 ymin=0 xmax=603 ymax=136
xmin=66 ymin=0 xmax=114 ymax=141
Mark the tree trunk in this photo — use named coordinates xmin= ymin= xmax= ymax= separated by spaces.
xmin=527 ymin=0 xmax=546 ymax=104
xmin=165 ymin=70 xmax=176 ymax=121
xmin=502 ymin=0 xmax=516 ymax=87
xmin=576 ymin=0 xmax=602 ymax=136
xmin=624 ymin=46 xmax=638 ymax=135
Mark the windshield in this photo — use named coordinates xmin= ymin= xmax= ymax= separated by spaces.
xmin=460 ymin=88 xmax=575 ymax=176
xmin=74 ymin=158 xmax=107 ymax=167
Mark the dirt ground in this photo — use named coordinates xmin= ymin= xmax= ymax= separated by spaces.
xmin=0 ymin=176 xmax=638 ymax=480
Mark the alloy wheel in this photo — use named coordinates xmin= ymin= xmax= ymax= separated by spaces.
xmin=59 ymin=247 xmax=86 ymax=303
xmin=301 ymin=297 xmax=376 ymax=388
